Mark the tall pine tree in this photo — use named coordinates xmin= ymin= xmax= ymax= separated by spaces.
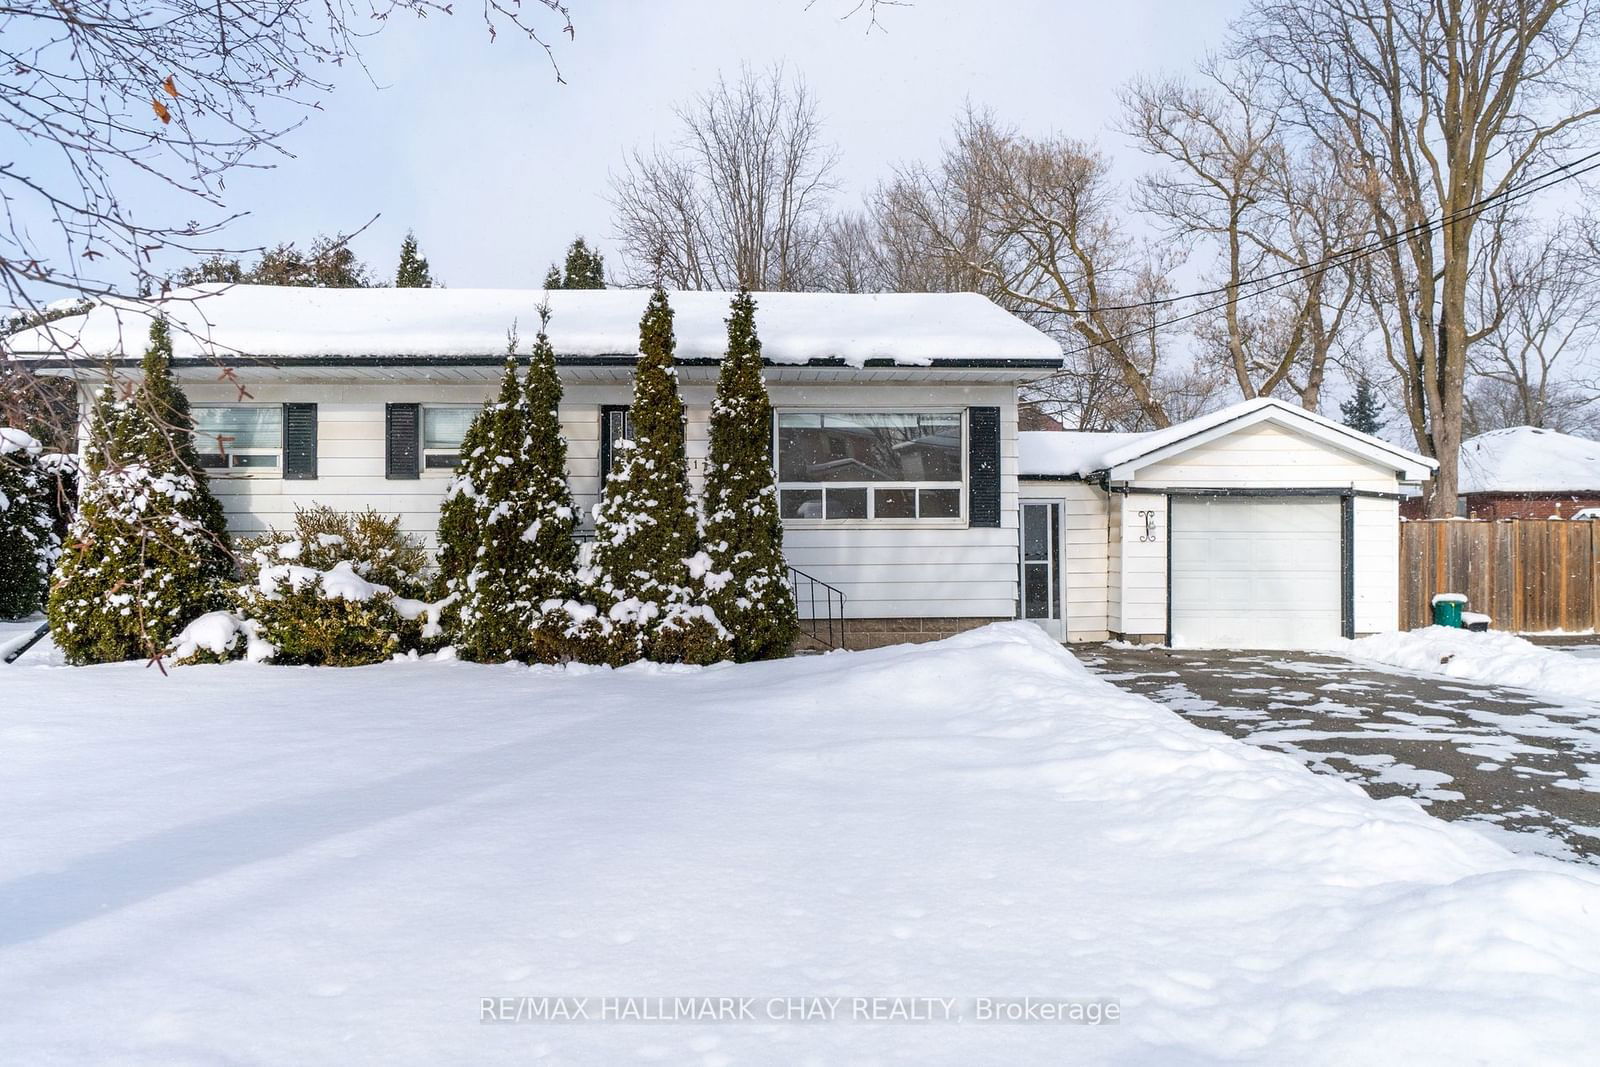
xmin=135 ymin=316 xmax=231 ymax=556
xmin=456 ymin=347 xmax=534 ymax=660
xmin=396 ymin=231 xmax=434 ymax=288
xmin=435 ymin=333 xmax=514 ymax=626
xmin=584 ymin=288 xmax=727 ymax=664
xmin=702 ymin=291 xmax=797 ymax=660
xmin=1341 ymin=376 xmax=1386 ymax=436
xmin=48 ymin=319 xmax=231 ymax=662
xmin=543 ymin=237 xmax=606 ymax=290
xmin=518 ymin=315 xmax=583 ymax=659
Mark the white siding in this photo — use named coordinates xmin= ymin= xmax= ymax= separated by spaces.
xmin=1107 ymin=493 xmax=1123 ymax=635
xmin=1134 ymin=421 xmax=1399 ymax=491
xmin=1116 ymin=493 xmax=1168 ymax=638
xmin=1019 ymin=480 xmax=1110 ymax=642
xmin=173 ymin=379 xmax=1019 ymax=622
xmin=1352 ymin=496 xmax=1400 ymax=635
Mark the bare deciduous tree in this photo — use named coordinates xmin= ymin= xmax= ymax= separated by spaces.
xmin=883 ymin=110 xmax=1190 ymax=429
xmin=1123 ymin=58 xmax=1365 ymax=410
xmin=1 ymin=0 xmax=576 ymax=314
xmin=610 ymin=66 xmax=840 ymax=291
xmin=1240 ymin=0 xmax=1600 ymax=515
xmin=1465 ymin=222 xmax=1600 ymax=435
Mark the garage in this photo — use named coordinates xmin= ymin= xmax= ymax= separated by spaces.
xmin=1169 ymin=496 xmax=1343 ymax=649
xmin=1018 ymin=397 xmax=1437 ymax=647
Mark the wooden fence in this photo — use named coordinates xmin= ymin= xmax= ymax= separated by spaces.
xmin=1400 ymin=518 xmax=1599 ymax=632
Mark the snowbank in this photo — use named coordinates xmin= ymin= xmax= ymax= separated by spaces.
xmin=1344 ymin=626 xmax=1600 ymax=704
xmin=2 ymin=623 xmax=1599 ymax=1063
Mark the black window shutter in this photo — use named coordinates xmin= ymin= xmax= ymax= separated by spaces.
xmin=599 ymin=405 xmax=630 ymax=479
xmin=282 ymin=403 xmax=317 ymax=480
xmin=967 ymin=406 xmax=1001 ymax=528
xmin=386 ymin=403 xmax=420 ymax=480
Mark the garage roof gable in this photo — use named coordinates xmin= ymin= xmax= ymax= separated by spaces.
xmin=1104 ymin=397 xmax=1436 ymax=482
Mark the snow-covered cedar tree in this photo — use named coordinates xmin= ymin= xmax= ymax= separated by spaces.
xmin=48 ymin=321 xmax=234 ymax=664
xmin=460 ymin=318 xmax=581 ymax=663
xmin=396 ymin=230 xmax=434 ymax=288
xmin=701 ymin=291 xmax=798 ymax=660
xmin=582 ymin=287 xmax=729 ymax=665
xmin=230 ymin=507 xmax=444 ymax=666
xmin=0 ymin=428 xmax=57 ymax=619
xmin=131 ymin=317 xmax=232 ymax=552
xmin=432 ymin=339 xmax=499 ymax=625
xmin=36 ymin=451 xmax=80 ymax=546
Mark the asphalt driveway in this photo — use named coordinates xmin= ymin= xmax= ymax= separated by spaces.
xmin=1084 ymin=644 xmax=1600 ymax=864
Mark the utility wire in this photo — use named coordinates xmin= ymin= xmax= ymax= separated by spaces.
xmin=1022 ymin=146 xmax=1600 ymax=321
xmin=1030 ymin=149 xmax=1600 ymax=361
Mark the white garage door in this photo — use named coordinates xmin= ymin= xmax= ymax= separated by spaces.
xmin=1170 ymin=497 xmax=1342 ymax=649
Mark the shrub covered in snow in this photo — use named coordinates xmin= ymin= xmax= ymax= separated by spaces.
xmin=47 ymin=321 xmax=233 ymax=663
xmin=582 ymin=288 xmax=729 ymax=665
xmin=701 ymin=290 xmax=797 ymax=661
xmin=239 ymin=505 xmax=429 ymax=599
xmin=0 ymin=427 xmax=57 ymax=619
xmin=232 ymin=509 xmax=444 ymax=666
xmin=239 ymin=562 xmax=404 ymax=667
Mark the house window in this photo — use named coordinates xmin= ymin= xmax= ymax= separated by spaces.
xmin=193 ymin=405 xmax=283 ymax=471
xmin=422 ymin=405 xmax=478 ymax=469
xmin=776 ymin=411 xmax=964 ymax=521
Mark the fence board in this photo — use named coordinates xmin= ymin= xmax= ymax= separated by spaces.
xmin=1400 ymin=519 xmax=1598 ymax=634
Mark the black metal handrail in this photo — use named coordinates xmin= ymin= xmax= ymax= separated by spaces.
xmin=787 ymin=565 xmax=847 ymax=651
xmin=573 ymin=530 xmax=846 ymax=651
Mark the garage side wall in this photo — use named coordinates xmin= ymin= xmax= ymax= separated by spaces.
xmin=1113 ymin=492 xmax=1168 ymax=641
xmin=1352 ymin=496 xmax=1400 ymax=635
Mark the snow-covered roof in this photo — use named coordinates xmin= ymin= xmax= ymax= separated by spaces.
xmin=1459 ymin=426 xmax=1600 ymax=494
xmin=1019 ymin=397 xmax=1437 ymax=481
xmin=1019 ymin=430 xmax=1147 ymax=478
xmin=3 ymin=285 xmax=1063 ymax=369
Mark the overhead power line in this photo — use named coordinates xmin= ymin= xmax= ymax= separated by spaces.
xmin=1026 ymin=147 xmax=1600 ymax=361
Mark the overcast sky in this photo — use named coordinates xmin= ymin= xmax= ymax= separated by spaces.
xmin=164 ymin=0 xmax=1247 ymax=287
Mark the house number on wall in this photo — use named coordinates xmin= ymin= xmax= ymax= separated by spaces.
xmin=1137 ymin=509 xmax=1158 ymax=543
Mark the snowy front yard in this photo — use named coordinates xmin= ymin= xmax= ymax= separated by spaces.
xmin=4 ymin=624 xmax=1600 ymax=1064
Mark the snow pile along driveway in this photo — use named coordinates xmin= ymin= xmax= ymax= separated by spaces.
xmin=4 ymin=623 xmax=1600 ymax=1064
xmin=1345 ymin=625 xmax=1600 ymax=704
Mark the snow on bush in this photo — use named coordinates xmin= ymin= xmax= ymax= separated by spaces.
xmin=1344 ymin=626 xmax=1600 ymax=704
xmin=225 ymin=508 xmax=446 ymax=667
xmin=3 ymin=623 xmax=1599 ymax=1062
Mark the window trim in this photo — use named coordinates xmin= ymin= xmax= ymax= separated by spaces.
xmin=774 ymin=407 xmax=968 ymax=527
xmin=192 ymin=403 xmax=285 ymax=478
xmin=420 ymin=403 xmax=480 ymax=475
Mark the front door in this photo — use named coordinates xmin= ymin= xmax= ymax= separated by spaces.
xmin=1020 ymin=501 xmax=1064 ymax=640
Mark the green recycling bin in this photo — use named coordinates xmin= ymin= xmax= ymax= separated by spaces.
xmin=1431 ymin=593 xmax=1467 ymax=628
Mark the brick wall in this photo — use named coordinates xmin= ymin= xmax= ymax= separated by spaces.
xmin=795 ymin=617 xmax=1005 ymax=652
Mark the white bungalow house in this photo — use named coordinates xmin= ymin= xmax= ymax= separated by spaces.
xmin=7 ymin=285 xmax=1433 ymax=650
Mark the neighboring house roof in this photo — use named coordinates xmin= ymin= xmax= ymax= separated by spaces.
xmin=1018 ymin=397 xmax=1437 ymax=482
xmin=2 ymin=285 xmax=1064 ymax=369
xmin=1458 ymin=426 xmax=1600 ymax=494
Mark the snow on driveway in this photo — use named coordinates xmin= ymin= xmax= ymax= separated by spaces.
xmin=1090 ymin=643 xmax=1600 ymax=864
xmin=3 ymin=623 xmax=1600 ymax=1064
